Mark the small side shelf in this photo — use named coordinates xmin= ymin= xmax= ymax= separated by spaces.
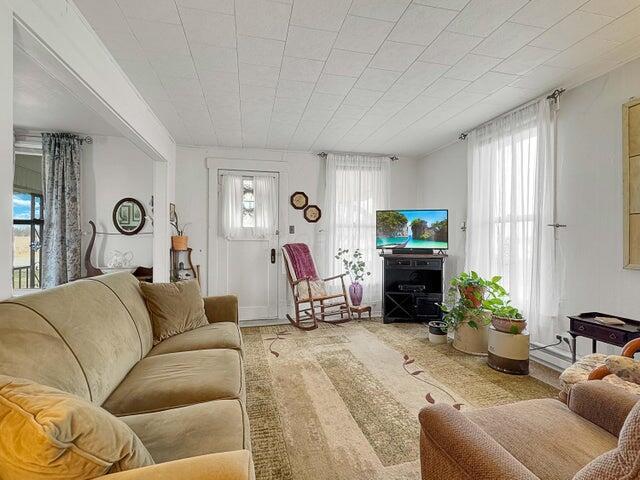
xmin=170 ymin=248 xmax=200 ymax=285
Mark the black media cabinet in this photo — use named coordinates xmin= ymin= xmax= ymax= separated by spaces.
xmin=382 ymin=253 xmax=446 ymax=324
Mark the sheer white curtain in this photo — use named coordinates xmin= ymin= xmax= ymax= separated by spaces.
xmin=220 ymin=172 xmax=277 ymax=240
xmin=465 ymin=99 xmax=559 ymax=344
xmin=321 ymin=153 xmax=390 ymax=306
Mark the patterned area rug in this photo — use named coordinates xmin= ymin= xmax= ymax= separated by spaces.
xmin=242 ymin=319 xmax=559 ymax=480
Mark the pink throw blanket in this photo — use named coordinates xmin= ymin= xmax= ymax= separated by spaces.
xmin=283 ymin=243 xmax=319 ymax=280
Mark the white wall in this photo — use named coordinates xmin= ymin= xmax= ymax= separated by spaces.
xmin=175 ymin=146 xmax=418 ymax=294
xmin=556 ymin=56 xmax=640 ymax=355
xmin=417 ymin=141 xmax=467 ymax=285
xmin=81 ymin=135 xmax=154 ymax=271
xmin=390 ymin=156 xmax=418 ymax=209
xmin=418 ymin=56 xmax=640 ymax=358
xmin=1 ymin=2 xmax=13 ymax=299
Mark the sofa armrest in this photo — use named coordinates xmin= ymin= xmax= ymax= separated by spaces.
xmin=204 ymin=295 xmax=238 ymax=324
xmin=567 ymin=380 xmax=639 ymax=436
xmin=419 ymin=404 xmax=538 ymax=480
xmin=96 ymin=451 xmax=254 ymax=480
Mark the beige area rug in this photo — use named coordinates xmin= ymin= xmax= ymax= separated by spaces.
xmin=242 ymin=319 xmax=559 ymax=480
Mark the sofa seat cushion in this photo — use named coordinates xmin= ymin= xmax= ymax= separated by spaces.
xmin=102 ymin=349 xmax=244 ymax=416
xmin=121 ymin=399 xmax=250 ymax=464
xmin=147 ymin=322 xmax=242 ymax=357
xmin=465 ymin=398 xmax=617 ymax=480
xmin=0 ymin=375 xmax=153 ymax=480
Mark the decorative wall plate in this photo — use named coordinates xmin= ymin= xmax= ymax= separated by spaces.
xmin=290 ymin=191 xmax=309 ymax=210
xmin=304 ymin=204 xmax=322 ymax=223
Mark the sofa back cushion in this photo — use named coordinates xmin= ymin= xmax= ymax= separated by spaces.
xmin=0 ymin=275 xmax=143 ymax=404
xmin=0 ymin=375 xmax=153 ymax=480
xmin=87 ymin=273 xmax=154 ymax=356
xmin=0 ymin=303 xmax=90 ymax=399
xmin=573 ymin=400 xmax=640 ymax=479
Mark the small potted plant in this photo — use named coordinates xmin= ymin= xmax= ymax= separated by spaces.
xmin=335 ymin=248 xmax=370 ymax=306
xmin=484 ymin=297 xmax=527 ymax=334
xmin=427 ymin=320 xmax=448 ymax=344
xmin=170 ymin=209 xmax=189 ymax=251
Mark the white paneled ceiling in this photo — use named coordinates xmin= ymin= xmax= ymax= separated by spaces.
xmin=75 ymin=0 xmax=640 ymax=157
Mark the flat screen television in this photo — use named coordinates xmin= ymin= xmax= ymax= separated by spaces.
xmin=376 ymin=209 xmax=448 ymax=250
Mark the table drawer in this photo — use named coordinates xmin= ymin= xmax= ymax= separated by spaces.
xmin=415 ymin=259 xmax=442 ymax=268
xmin=386 ymin=258 xmax=412 ymax=267
xmin=571 ymin=320 xmax=627 ymax=345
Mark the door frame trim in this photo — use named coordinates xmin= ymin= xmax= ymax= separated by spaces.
xmin=206 ymin=157 xmax=289 ymax=320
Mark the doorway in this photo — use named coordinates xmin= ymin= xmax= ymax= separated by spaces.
xmin=207 ymin=158 xmax=289 ymax=325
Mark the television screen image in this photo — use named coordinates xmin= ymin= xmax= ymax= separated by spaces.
xmin=376 ymin=209 xmax=448 ymax=250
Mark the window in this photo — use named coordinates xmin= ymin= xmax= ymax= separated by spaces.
xmin=321 ymin=154 xmax=390 ymax=306
xmin=220 ymin=171 xmax=278 ymax=240
xmin=13 ymin=192 xmax=43 ymax=289
xmin=241 ymin=176 xmax=255 ymax=228
xmin=465 ymin=99 xmax=558 ymax=345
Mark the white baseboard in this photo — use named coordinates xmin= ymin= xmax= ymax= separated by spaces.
xmin=530 ymin=344 xmax=572 ymax=372
xmin=239 ymin=318 xmax=289 ymax=328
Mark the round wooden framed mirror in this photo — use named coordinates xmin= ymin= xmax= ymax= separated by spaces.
xmin=113 ymin=197 xmax=146 ymax=235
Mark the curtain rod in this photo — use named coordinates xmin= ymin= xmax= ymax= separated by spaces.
xmin=458 ymin=87 xmax=565 ymax=140
xmin=317 ymin=151 xmax=399 ymax=161
xmin=14 ymin=132 xmax=93 ymax=144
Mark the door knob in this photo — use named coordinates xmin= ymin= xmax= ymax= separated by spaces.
xmin=270 ymin=248 xmax=276 ymax=264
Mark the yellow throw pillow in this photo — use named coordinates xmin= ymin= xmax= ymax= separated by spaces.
xmin=0 ymin=375 xmax=153 ymax=480
xmin=140 ymin=279 xmax=208 ymax=345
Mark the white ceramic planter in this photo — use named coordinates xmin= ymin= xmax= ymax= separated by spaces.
xmin=452 ymin=311 xmax=491 ymax=356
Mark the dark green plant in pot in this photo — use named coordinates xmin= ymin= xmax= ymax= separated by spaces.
xmin=439 ymin=271 xmax=504 ymax=331
xmin=450 ymin=271 xmax=506 ymax=308
xmin=483 ymin=296 xmax=526 ymax=334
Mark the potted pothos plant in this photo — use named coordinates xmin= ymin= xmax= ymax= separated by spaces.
xmin=484 ymin=297 xmax=526 ymax=334
xmin=335 ymin=248 xmax=370 ymax=306
xmin=450 ymin=271 xmax=506 ymax=308
xmin=439 ymin=272 xmax=505 ymax=355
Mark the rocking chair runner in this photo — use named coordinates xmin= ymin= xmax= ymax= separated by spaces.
xmin=282 ymin=243 xmax=353 ymax=330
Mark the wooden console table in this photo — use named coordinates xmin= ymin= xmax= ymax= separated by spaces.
xmin=568 ymin=312 xmax=640 ymax=363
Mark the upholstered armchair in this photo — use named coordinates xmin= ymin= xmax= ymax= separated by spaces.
xmin=419 ymin=381 xmax=639 ymax=479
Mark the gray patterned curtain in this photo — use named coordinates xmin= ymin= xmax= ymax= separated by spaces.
xmin=41 ymin=133 xmax=82 ymax=287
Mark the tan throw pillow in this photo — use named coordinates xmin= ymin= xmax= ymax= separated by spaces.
xmin=605 ymin=355 xmax=640 ymax=384
xmin=0 ymin=375 xmax=153 ymax=480
xmin=573 ymin=400 xmax=640 ymax=479
xmin=140 ymin=280 xmax=208 ymax=345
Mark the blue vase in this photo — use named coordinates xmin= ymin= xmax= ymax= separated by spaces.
xmin=349 ymin=282 xmax=363 ymax=306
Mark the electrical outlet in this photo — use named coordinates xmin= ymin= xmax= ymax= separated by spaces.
xmin=289 ymin=225 xmax=295 ymax=234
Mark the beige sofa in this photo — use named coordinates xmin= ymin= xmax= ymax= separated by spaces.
xmin=0 ymin=272 xmax=253 ymax=479
xmin=419 ymin=380 xmax=638 ymax=479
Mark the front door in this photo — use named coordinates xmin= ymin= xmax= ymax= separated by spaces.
xmin=217 ymin=170 xmax=279 ymax=321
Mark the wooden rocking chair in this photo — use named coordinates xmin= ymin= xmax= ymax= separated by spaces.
xmin=282 ymin=243 xmax=353 ymax=330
